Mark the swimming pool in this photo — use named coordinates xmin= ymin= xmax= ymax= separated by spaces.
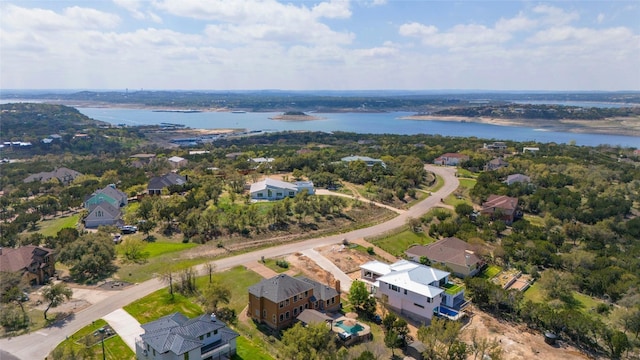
xmin=336 ymin=320 xmax=364 ymax=334
xmin=439 ymin=306 xmax=459 ymax=317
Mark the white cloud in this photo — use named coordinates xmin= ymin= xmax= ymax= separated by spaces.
xmin=495 ymin=13 xmax=537 ymax=32
xmin=532 ymin=4 xmax=580 ymax=26
xmin=597 ymin=13 xmax=605 ymax=24
xmin=2 ymin=4 xmax=120 ymax=31
xmin=399 ymin=22 xmax=438 ymax=37
xmin=312 ymin=0 xmax=352 ymax=19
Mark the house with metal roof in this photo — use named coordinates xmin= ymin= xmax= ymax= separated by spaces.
xmin=341 ymin=155 xmax=386 ymax=168
xmin=504 ymin=173 xmax=531 ymax=185
xmin=84 ymin=202 xmax=124 ymax=228
xmin=249 ymin=178 xmax=314 ymax=201
xmin=23 ymin=167 xmax=82 ymax=185
xmin=433 ymin=153 xmax=469 ymax=166
xmin=360 ymin=260 xmax=465 ymax=323
xmin=135 ymin=312 xmax=238 ymax=360
xmin=84 ymin=184 xmax=128 ymax=208
xmin=248 ymin=274 xmax=340 ymax=330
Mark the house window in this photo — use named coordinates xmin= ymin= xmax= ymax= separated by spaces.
xmin=427 ymin=297 xmax=432 ymax=303
xmin=279 ymin=301 xmax=284 ymax=308
xmin=285 ymin=299 xmax=290 ymax=306
xmin=214 ymin=329 xmax=218 ymax=335
xmin=207 ymin=332 xmax=211 ymax=337
xmin=390 ymin=284 xmax=399 ymax=292
xmin=199 ymin=335 xmax=203 ymax=340
xmin=273 ymin=314 xmax=276 ymax=322
xmin=276 ymin=192 xmax=282 ymax=197
xmin=97 ymin=210 xmax=103 ymax=217
xmin=294 ymin=295 xmax=298 ymax=302
xmin=300 ymin=305 xmax=303 ymax=312
xmin=285 ymin=312 xmax=290 ymax=319
xmin=289 ymin=191 xmax=295 ymax=196
xmin=153 ymin=349 xmax=156 ymax=356
xmin=263 ymin=309 xmax=267 ymax=318
xmin=414 ymin=303 xmax=425 ymax=309
xmin=404 ymin=289 xmax=407 ymax=295
xmin=184 ymin=352 xmax=189 ymax=360
xmin=305 ymin=304 xmax=308 ymax=309
xmin=257 ymin=193 xmax=263 ymax=197
xmin=331 ymin=297 xmax=335 ymax=304
xmin=294 ymin=308 xmax=298 ymax=316
xmin=304 ymin=290 xmax=308 ymax=297
xmin=280 ymin=314 xmax=284 ymax=321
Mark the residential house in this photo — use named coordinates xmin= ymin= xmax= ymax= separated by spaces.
xmin=484 ymin=157 xmax=509 ymax=171
xmin=360 ymin=260 xmax=465 ymax=323
xmin=341 ymin=155 xmax=386 ymax=168
xmin=248 ymin=274 xmax=341 ymax=331
xmin=0 ymin=245 xmax=55 ymax=285
xmin=84 ymin=184 xmax=128 ymax=208
xmin=405 ymin=237 xmax=483 ymax=278
xmin=135 ymin=312 xmax=239 ymax=360
xmin=433 ymin=153 xmax=469 ymax=166
xmin=480 ymin=194 xmax=520 ymax=224
xmin=504 ymin=173 xmax=531 ymax=185
xmin=522 ymin=147 xmax=540 ymax=153
xmin=23 ymin=167 xmax=82 ymax=185
xmin=249 ymin=178 xmax=315 ymax=201
xmin=84 ymin=202 xmax=123 ymax=228
xmin=148 ymin=173 xmax=188 ymax=195
xmin=168 ymin=156 xmax=188 ymax=169
xmin=483 ymin=142 xmax=507 ymax=151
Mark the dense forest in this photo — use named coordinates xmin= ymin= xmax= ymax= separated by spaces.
xmin=434 ymin=103 xmax=640 ymax=120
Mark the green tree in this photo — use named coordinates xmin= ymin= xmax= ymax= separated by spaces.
xmin=42 ymin=283 xmax=73 ymax=320
xmin=280 ymin=322 xmax=337 ymax=360
xmin=200 ymin=281 xmax=231 ymax=313
xmin=348 ymin=280 xmax=376 ymax=317
xmin=57 ymin=233 xmax=117 ymax=283
xmin=120 ymin=238 xmax=149 ymax=263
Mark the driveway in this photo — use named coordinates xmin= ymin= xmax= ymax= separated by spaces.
xmin=102 ymin=309 xmax=143 ymax=352
xmin=0 ymin=165 xmax=458 ymax=360
xmin=300 ymin=249 xmax=353 ymax=292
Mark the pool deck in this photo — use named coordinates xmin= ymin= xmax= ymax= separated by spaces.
xmin=331 ymin=316 xmax=371 ymax=343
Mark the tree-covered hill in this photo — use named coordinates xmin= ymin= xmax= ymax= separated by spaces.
xmin=0 ymin=103 xmax=104 ymax=139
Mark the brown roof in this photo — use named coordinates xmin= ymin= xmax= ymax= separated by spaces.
xmin=296 ymin=309 xmax=333 ymax=325
xmin=0 ymin=246 xmax=53 ymax=273
xmin=439 ymin=153 xmax=468 ymax=158
xmin=406 ymin=237 xmax=480 ymax=268
xmin=481 ymin=194 xmax=518 ymax=212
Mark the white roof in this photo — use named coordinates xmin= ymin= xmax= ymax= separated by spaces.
xmin=250 ymin=157 xmax=274 ymax=163
xmin=361 ymin=260 xmax=449 ymax=298
xmin=250 ymin=178 xmax=298 ymax=193
xmin=168 ymin=156 xmax=186 ymax=162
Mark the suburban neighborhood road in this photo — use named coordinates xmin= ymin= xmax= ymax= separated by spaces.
xmin=0 ymin=165 xmax=458 ymax=360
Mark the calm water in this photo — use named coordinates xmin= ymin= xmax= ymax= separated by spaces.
xmin=78 ymin=107 xmax=639 ymax=147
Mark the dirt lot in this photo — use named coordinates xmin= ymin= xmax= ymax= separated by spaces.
xmin=462 ymin=307 xmax=593 ymax=360
xmin=286 ymin=252 xmax=334 ymax=284
xmin=316 ymin=243 xmax=376 ymax=276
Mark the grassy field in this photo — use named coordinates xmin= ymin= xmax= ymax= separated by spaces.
xmin=261 ymin=258 xmax=290 ymax=274
xmin=116 ymin=237 xmax=198 ymax=259
xmin=194 ymin=266 xmax=265 ymax=314
xmin=31 ymin=214 xmax=80 ymax=237
xmin=456 ymin=169 xmax=479 ymax=178
xmin=369 ymin=228 xmax=435 ymax=257
xmin=234 ymin=336 xmax=274 ymax=360
xmin=51 ymin=319 xmax=134 ymax=360
xmin=523 ymin=283 xmax=606 ymax=315
xmin=125 ymin=290 xmax=203 ymax=324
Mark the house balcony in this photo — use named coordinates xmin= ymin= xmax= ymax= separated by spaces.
xmin=440 ymin=282 xmax=465 ymax=309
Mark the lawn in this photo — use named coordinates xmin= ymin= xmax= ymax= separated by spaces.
xmin=456 ymin=169 xmax=479 ymax=178
xmin=369 ymin=228 xmax=435 ymax=257
xmin=194 ymin=266 xmax=265 ymax=314
xmin=234 ymin=336 xmax=274 ymax=360
xmin=50 ymin=319 xmax=134 ymax=360
xmin=442 ymin=282 xmax=464 ymax=295
xmin=459 ymin=178 xmax=477 ymax=190
xmin=523 ymin=284 xmax=606 ymax=315
xmin=261 ymin=258 xmax=290 ymax=274
xmin=116 ymin=256 xmax=205 ymax=283
xmin=124 ymin=290 xmax=203 ymax=324
xmin=31 ymin=214 xmax=80 ymax=237
xmin=480 ymin=265 xmax=502 ymax=279
xmin=116 ymin=239 xmax=198 ymax=259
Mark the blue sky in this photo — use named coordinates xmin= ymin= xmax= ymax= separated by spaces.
xmin=1 ymin=1 xmax=639 ymax=90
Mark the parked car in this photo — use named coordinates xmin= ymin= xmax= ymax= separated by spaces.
xmin=338 ymin=332 xmax=352 ymax=341
xmin=119 ymin=225 xmax=137 ymax=234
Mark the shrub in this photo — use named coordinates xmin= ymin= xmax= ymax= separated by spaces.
xmin=276 ymin=260 xmax=289 ymax=269
xmin=366 ymin=246 xmax=375 ymax=255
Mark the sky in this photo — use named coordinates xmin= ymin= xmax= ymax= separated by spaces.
xmin=1 ymin=0 xmax=639 ymax=91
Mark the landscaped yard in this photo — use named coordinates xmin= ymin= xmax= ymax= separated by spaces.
xmin=50 ymin=319 xmax=134 ymax=360
xmin=261 ymin=258 xmax=290 ymax=273
xmin=234 ymin=337 xmax=274 ymax=360
xmin=31 ymin=214 xmax=80 ymax=237
xmin=480 ymin=265 xmax=502 ymax=279
xmin=369 ymin=228 xmax=435 ymax=257
xmin=124 ymin=291 xmax=203 ymax=324
xmin=442 ymin=282 xmax=464 ymax=295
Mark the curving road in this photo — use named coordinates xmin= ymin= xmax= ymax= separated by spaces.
xmin=0 ymin=165 xmax=458 ymax=360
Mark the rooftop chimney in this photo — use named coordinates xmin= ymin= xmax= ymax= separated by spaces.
xmin=334 ymin=279 xmax=341 ymax=294
xmin=210 ymin=313 xmax=216 ymax=322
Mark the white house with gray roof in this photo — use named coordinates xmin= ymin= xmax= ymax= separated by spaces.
xmin=360 ymin=260 xmax=465 ymax=323
xmin=135 ymin=312 xmax=238 ymax=360
xmin=249 ymin=178 xmax=315 ymax=201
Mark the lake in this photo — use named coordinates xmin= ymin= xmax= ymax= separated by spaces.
xmin=78 ymin=107 xmax=639 ymax=148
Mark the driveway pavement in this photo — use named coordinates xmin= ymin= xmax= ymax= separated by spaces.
xmin=102 ymin=309 xmax=143 ymax=352
xmin=0 ymin=165 xmax=458 ymax=360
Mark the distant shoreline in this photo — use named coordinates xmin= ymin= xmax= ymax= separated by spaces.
xmin=4 ymin=99 xmax=638 ymax=137
xmin=399 ymin=114 xmax=640 ymax=137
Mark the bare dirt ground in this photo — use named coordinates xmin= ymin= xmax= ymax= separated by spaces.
xmin=286 ymin=252 xmax=334 ymax=285
xmin=461 ymin=307 xmax=593 ymax=360
xmin=316 ymin=243 xmax=376 ymax=275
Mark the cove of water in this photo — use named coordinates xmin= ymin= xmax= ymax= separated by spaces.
xmin=77 ymin=107 xmax=639 ymax=148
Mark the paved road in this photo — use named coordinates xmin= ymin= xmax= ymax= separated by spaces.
xmin=0 ymin=165 xmax=458 ymax=360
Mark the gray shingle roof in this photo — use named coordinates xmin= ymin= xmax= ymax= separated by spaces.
xmin=298 ymin=276 xmax=339 ymax=301
xmin=148 ymin=173 xmax=187 ymax=191
xmin=248 ymin=274 xmax=315 ymax=303
xmin=140 ymin=313 xmax=238 ymax=356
